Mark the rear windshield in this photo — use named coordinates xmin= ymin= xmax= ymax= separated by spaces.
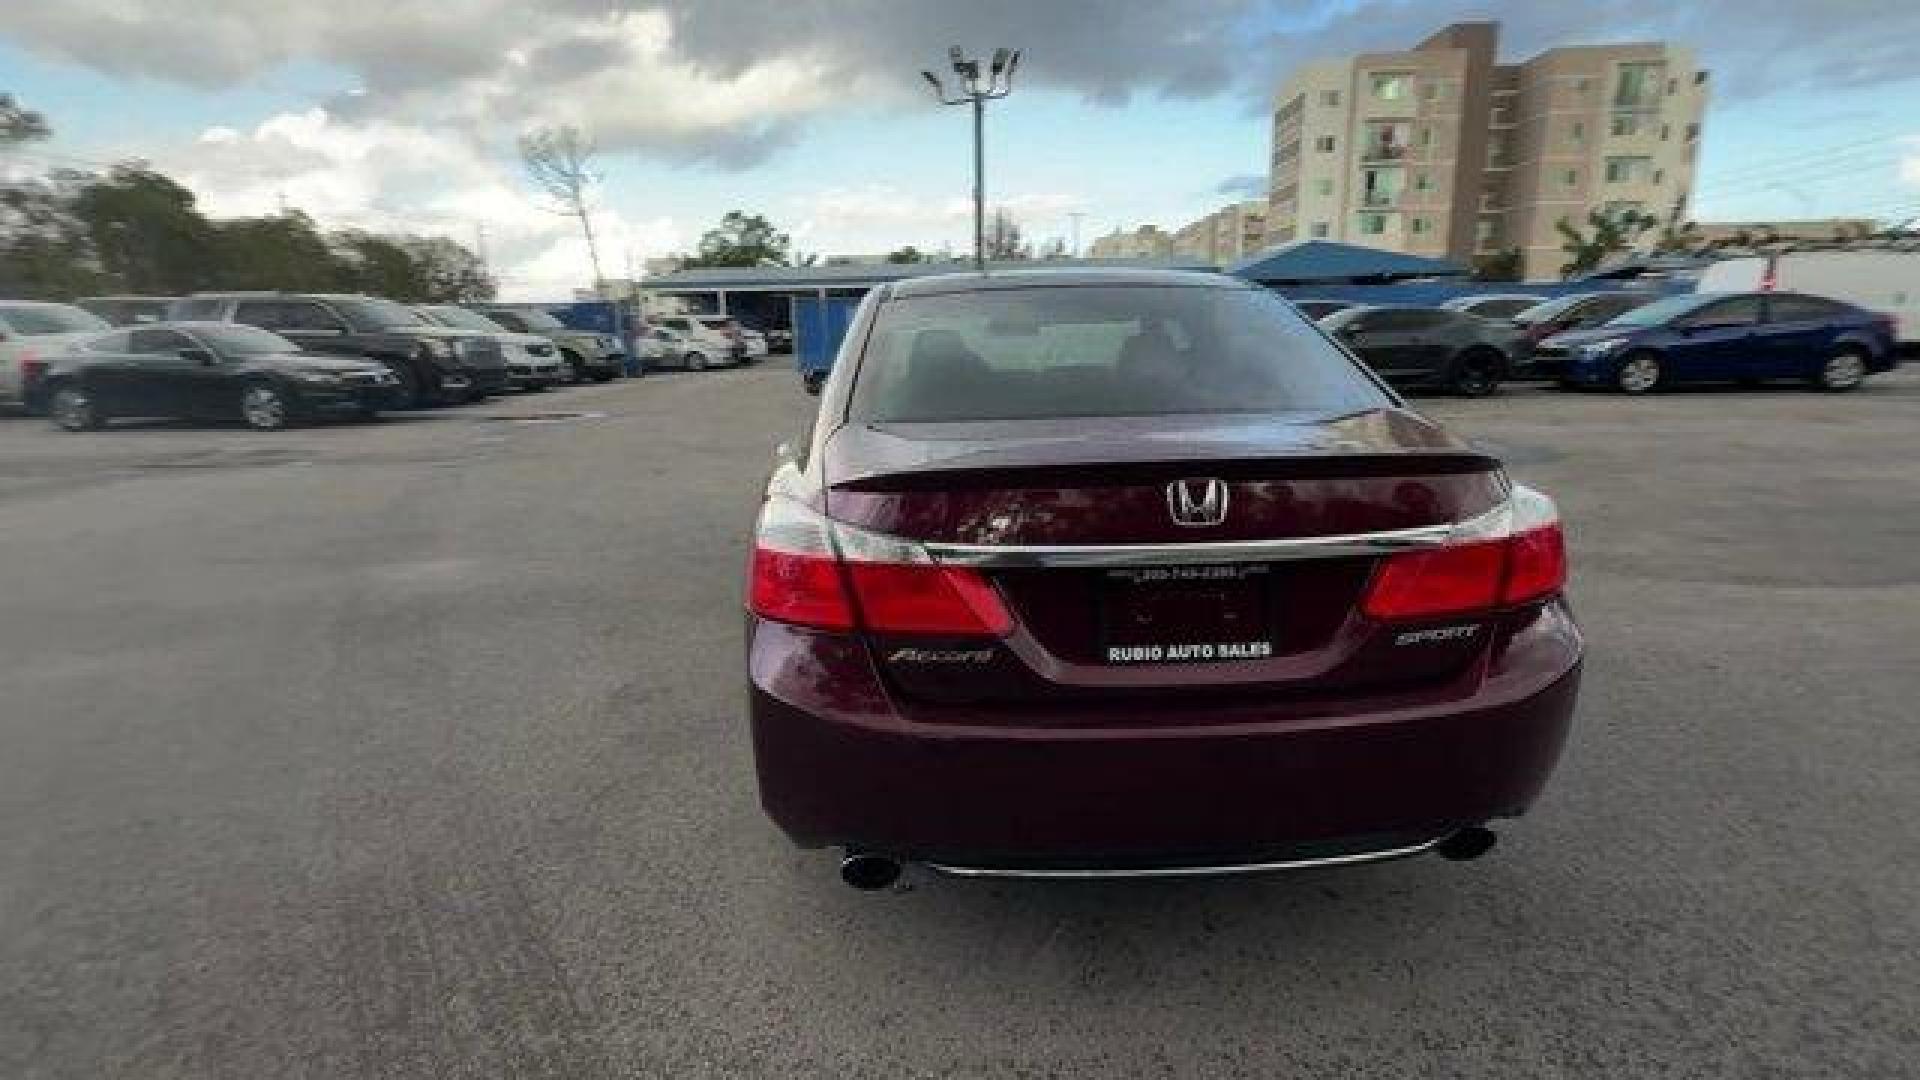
xmin=423 ymin=306 xmax=506 ymax=332
xmin=1 ymin=304 xmax=110 ymax=335
xmin=332 ymin=296 xmax=428 ymax=331
xmin=850 ymin=285 xmax=1387 ymax=423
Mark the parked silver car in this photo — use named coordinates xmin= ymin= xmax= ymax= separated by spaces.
xmin=0 ymin=301 xmax=111 ymax=410
xmin=413 ymin=305 xmax=564 ymax=391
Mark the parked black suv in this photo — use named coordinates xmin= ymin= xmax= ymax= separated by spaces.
xmin=169 ymin=292 xmax=508 ymax=406
xmin=1320 ymin=305 xmax=1520 ymax=396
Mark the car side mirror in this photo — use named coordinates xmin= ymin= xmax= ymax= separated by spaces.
xmin=180 ymin=348 xmax=217 ymax=366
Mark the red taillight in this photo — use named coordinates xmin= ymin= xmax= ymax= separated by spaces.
xmin=19 ymin=351 xmax=44 ymax=386
xmin=846 ymin=563 xmax=1012 ymax=636
xmin=747 ymin=498 xmax=1012 ymax=637
xmin=1362 ymin=540 xmax=1505 ymax=620
xmin=1361 ymin=487 xmax=1567 ymax=622
xmin=749 ymin=547 xmax=855 ymax=631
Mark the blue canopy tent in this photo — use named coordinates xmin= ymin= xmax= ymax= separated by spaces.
xmin=1228 ymin=240 xmax=1465 ymax=287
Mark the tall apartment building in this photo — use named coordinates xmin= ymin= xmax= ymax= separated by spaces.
xmin=1173 ymin=201 xmax=1270 ymax=265
xmin=1267 ymin=22 xmax=1707 ymax=279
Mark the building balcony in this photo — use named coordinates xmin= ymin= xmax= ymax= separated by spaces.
xmin=1358 ymin=193 xmax=1401 ymax=209
xmin=1360 ymin=143 xmax=1409 ymax=162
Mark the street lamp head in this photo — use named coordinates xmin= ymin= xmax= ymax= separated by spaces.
xmin=989 ymin=48 xmax=1009 ymax=76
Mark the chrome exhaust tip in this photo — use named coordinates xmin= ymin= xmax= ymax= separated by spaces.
xmin=1436 ymin=826 xmax=1498 ymax=862
xmin=839 ymin=853 xmax=903 ymax=891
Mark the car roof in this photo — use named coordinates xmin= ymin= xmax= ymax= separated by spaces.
xmin=0 ymin=299 xmax=85 ymax=310
xmin=886 ymin=266 xmax=1248 ymax=299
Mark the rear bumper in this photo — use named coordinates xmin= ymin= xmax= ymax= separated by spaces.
xmin=748 ymin=600 xmax=1582 ymax=867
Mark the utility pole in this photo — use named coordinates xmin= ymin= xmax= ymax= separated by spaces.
xmin=1068 ymin=212 xmax=1085 ymax=257
xmin=923 ymin=47 xmax=1021 ymax=272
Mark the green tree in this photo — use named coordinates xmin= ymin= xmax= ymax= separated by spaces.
xmin=686 ymin=211 xmax=791 ymax=267
xmin=0 ymin=171 xmax=104 ymax=299
xmin=1470 ymin=246 xmax=1523 ymax=282
xmin=1652 ymin=219 xmax=1700 ymax=254
xmin=399 ymin=235 xmax=495 ymax=302
xmin=69 ymin=164 xmax=218 ymax=294
xmin=0 ymin=93 xmax=50 ymax=146
xmin=885 ymin=245 xmax=926 ymax=264
xmin=330 ymin=230 xmax=420 ymax=298
xmin=208 ymin=211 xmax=344 ymax=291
xmin=1556 ymin=207 xmax=1658 ymax=278
xmin=985 ymin=207 xmax=1030 ymax=261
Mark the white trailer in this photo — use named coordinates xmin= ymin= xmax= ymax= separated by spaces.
xmin=1698 ymin=250 xmax=1920 ymax=345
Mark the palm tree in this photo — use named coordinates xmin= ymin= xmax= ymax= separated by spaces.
xmin=1557 ymin=207 xmax=1659 ymax=277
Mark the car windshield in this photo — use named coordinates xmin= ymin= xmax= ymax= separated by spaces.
xmin=2 ymin=305 xmax=110 ymax=335
xmin=851 ymin=284 xmax=1386 ymax=423
xmin=502 ymin=309 xmax=566 ymax=331
xmin=193 ymin=325 xmax=300 ymax=354
xmin=1603 ymin=294 xmax=1718 ymax=327
xmin=331 ymin=296 xmax=429 ymax=331
xmin=424 ymin=306 xmax=506 ymax=333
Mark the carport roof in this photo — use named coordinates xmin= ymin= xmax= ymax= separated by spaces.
xmin=1228 ymin=240 xmax=1464 ymax=284
xmin=643 ymin=257 xmax=1215 ymax=293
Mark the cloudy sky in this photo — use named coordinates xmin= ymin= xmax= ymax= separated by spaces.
xmin=4 ymin=1 xmax=1919 ymax=298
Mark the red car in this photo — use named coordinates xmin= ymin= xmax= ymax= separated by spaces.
xmin=746 ymin=269 xmax=1581 ymax=889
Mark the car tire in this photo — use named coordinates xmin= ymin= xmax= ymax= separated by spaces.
xmin=590 ymin=369 xmax=616 ymax=383
xmin=1615 ymin=350 xmax=1662 ymax=395
xmin=802 ymin=372 xmax=826 ymax=394
xmin=1450 ymin=350 xmax=1502 ymax=397
xmin=239 ymin=383 xmax=294 ymax=431
xmin=48 ymin=385 xmax=103 ymax=432
xmin=560 ymin=350 xmax=588 ymax=383
xmin=686 ymin=351 xmax=708 ymax=371
xmin=1815 ymin=346 xmax=1869 ymax=392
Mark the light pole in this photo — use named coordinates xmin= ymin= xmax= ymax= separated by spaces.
xmin=923 ymin=47 xmax=1020 ymax=272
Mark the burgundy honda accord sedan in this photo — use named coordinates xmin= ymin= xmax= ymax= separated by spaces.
xmin=746 ymin=269 xmax=1581 ymax=889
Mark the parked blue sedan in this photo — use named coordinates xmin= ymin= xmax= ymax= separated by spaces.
xmin=1543 ymin=291 xmax=1898 ymax=394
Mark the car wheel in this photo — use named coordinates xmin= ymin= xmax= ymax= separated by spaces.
xmin=1450 ymin=351 xmax=1501 ymax=397
xmin=686 ymin=351 xmax=709 ymax=371
xmin=1615 ymin=351 xmax=1662 ymax=395
xmin=590 ymin=368 xmax=616 ymax=383
xmin=48 ymin=386 xmax=102 ymax=431
xmin=239 ymin=384 xmax=293 ymax=430
xmin=1816 ymin=347 xmax=1868 ymax=392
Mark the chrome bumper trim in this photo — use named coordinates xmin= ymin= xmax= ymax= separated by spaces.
xmin=924 ymin=837 xmax=1444 ymax=880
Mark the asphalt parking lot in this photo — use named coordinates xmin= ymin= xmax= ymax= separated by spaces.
xmin=2 ymin=364 xmax=1916 ymax=1078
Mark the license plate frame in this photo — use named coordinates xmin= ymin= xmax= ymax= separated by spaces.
xmin=1098 ymin=564 xmax=1276 ymax=665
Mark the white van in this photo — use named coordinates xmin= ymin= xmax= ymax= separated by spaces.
xmin=1697 ymin=250 xmax=1920 ymax=346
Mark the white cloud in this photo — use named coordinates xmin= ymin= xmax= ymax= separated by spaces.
xmin=787 ymin=184 xmax=1083 ymax=256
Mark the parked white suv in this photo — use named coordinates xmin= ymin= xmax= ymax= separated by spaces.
xmin=0 ymin=301 xmax=111 ymax=409
xmin=651 ymin=316 xmax=742 ymax=370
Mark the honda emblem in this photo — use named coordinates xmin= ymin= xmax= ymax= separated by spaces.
xmin=1166 ymin=477 xmax=1230 ymax=527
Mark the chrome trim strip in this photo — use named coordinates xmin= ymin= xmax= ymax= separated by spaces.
xmin=924 ymin=523 xmax=1452 ymax=568
xmin=924 ymin=837 xmax=1444 ymax=880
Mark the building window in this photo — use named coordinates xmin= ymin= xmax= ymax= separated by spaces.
xmin=1420 ymin=82 xmax=1437 ymax=101
xmin=1571 ymin=121 xmax=1585 ymax=143
xmin=1685 ymin=122 xmax=1700 ymax=142
xmin=1667 ymin=77 xmax=1678 ymax=95
xmin=1414 ymin=172 xmax=1431 ymax=192
xmin=1315 ymin=177 xmax=1333 ymax=197
xmin=1370 ymin=73 xmax=1410 ymax=101
xmin=1653 ymin=168 xmax=1665 ymax=185
xmin=1563 ymin=168 xmax=1579 ymax=186
xmin=1614 ymin=63 xmax=1665 ymax=109
xmin=1321 ymin=89 xmax=1341 ymax=107
xmin=1576 ymin=77 xmax=1592 ymax=93
xmin=1410 ymin=217 xmax=1430 ymax=235
xmin=1417 ymin=126 xmax=1432 ymax=148
xmin=1661 ymin=123 xmax=1671 ymax=141
xmin=1610 ymin=113 xmax=1641 ymax=137
xmin=1362 ymin=121 xmax=1411 ymax=160
xmin=1360 ymin=167 xmax=1404 ymax=208
xmin=1605 ymin=156 xmax=1652 ymax=183
xmin=1310 ymin=222 xmax=1330 ymax=238
xmin=1358 ymin=213 xmax=1389 ymax=236
xmin=1314 ymin=135 xmax=1336 ymax=153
